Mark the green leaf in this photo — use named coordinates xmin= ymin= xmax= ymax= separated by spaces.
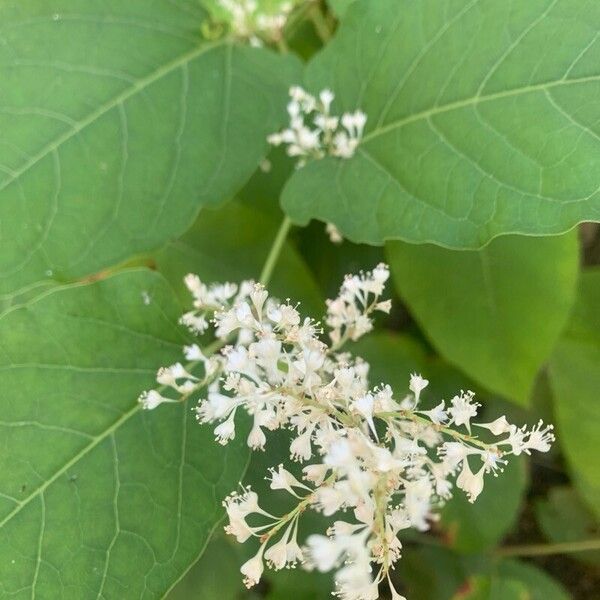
xmin=166 ymin=534 xmax=251 ymax=600
xmin=327 ymin=0 xmax=357 ymax=18
xmin=352 ymin=331 xmax=428 ymax=389
xmin=282 ymin=0 xmax=600 ymax=248
xmin=168 ymin=532 xmax=332 ymax=600
xmin=440 ymin=457 xmax=527 ymax=553
xmin=401 ymin=551 xmax=569 ymax=600
xmin=154 ymin=200 xmax=324 ymax=315
xmin=549 ymin=268 xmax=600 ymax=519
xmin=399 ymin=545 xmax=466 ymax=600
xmin=535 ymin=487 xmax=600 ymax=566
xmin=0 ymin=270 xmax=248 ymax=598
xmin=0 ymin=1 xmax=300 ymax=299
xmin=386 ymin=233 xmax=579 ymax=404
xmin=494 ymin=560 xmax=570 ymax=600
xmin=454 ymin=576 xmax=530 ymax=600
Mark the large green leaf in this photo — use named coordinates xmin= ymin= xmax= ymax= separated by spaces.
xmin=454 ymin=576 xmax=529 ymax=600
xmin=440 ymin=457 xmax=527 ymax=553
xmin=282 ymin=0 xmax=600 ymax=248
xmin=0 ymin=270 xmax=248 ymax=598
xmin=493 ymin=560 xmax=570 ymax=600
xmin=167 ymin=534 xmax=252 ymax=600
xmin=352 ymin=331 xmax=428 ymax=389
xmin=387 ymin=233 xmax=579 ymax=404
xmin=535 ymin=487 xmax=600 ymax=565
xmin=548 ymin=268 xmax=600 ymax=519
xmin=400 ymin=550 xmax=570 ymax=600
xmin=327 ymin=0 xmax=356 ymax=18
xmin=0 ymin=1 xmax=299 ymax=300
xmin=399 ymin=546 xmax=466 ymax=600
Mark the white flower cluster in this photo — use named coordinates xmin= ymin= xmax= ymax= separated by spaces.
xmin=216 ymin=0 xmax=294 ymax=46
xmin=138 ymin=266 xmax=554 ymax=600
xmin=268 ymin=86 xmax=367 ymax=166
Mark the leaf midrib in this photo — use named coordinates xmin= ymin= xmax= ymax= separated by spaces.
xmin=0 ymin=39 xmax=224 ymax=193
xmin=362 ymin=73 xmax=600 ymax=143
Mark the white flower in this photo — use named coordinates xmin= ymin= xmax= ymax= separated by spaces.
xmin=180 ymin=311 xmax=209 ymax=334
xmin=419 ymin=400 xmax=447 ymax=424
xmin=240 ymin=544 xmax=266 ymax=588
xmin=375 ymin=299 xmax=392 ymax=313
xmin=352 ymin=394 xmax=377 ymax=437
xmin=138 ymin=390 xmax=173 ymax=410
xmin=183 ymin=343 xmax=204 ymax=361
xmin=303 ymin=463 xmax=329 ymax=485
xmin=319 ymin=88 xmax=334 ymax=111
xmin=247 ymin=422 xmax=266 ymax=450
xmin=409 ymin=373 xmax=429 ymax=404
xmin=314 ymin=485 xmax=347 ymax=516
xmin=268 ymin=464 xmax=311 ymax=497
xmin=290 ymin=429 xmax=313 ymax=462
xmin=502 ymin=424 xmax=528 ymax=455
xmin=523 ymin=420 xmax=555 ymax=454
xmin=156 ymin=362 xmax=198 ymax=393
xmin=475 ymin=415 xmax=511 ymax=436
xmin=437 ymin=441 xmax=473 ymax=471
xmin=305 ymin=534 xmax=342 ymax=572
xmin=214 ymin=412 xmax=236 ymax=444
xmin=448 ymin=391 xmax=480 ymax=432
xmin=456 ymin=459 xmax=485 ymax=503
xmin=334 ymin=561 xmax=378 ymax=600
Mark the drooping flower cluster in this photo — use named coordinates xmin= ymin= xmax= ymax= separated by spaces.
xmin=214 ymin=0 xmax=296 ymax=46
xmin=268 ymin=86 xmax=367 ymax=166
xmin=139 ymin=265 xmax=555 ymax=600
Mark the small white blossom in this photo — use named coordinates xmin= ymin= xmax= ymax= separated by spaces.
xmin=240 ymin=544 xmax=266 ymax=588
xmin=409 ymin=373 xmax=429 ymax=404
xmin=138 ymin=390 xmax=173 ymax=410
xmin=475 ymin=415 xmax=511 ymax=436
xmin=418 ymin=400 xmax=447 ymax=424
xmin=268 ymin=464 xmax=311 ymax=497
xmin=456 ymin=459 xmax=485 ymax=503
xmin=448 ymin=390 xmax=480 ymax=433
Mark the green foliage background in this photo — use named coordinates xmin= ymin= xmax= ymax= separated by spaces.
xmin=0 ymin=0 xmax=598 ymax=598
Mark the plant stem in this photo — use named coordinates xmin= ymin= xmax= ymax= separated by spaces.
xmin=309 ymin=3 xmax=332 ymax=43
xmin=376 ymin=410 xmax=491 ymax=451
xmin=496 ymin=538 xmax=600 ymax=558
xmin=259 ymin=216 xmax=293 ymax=286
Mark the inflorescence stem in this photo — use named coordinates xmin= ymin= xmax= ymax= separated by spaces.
xmin=259 ymin=216 xmax=293 ymax=286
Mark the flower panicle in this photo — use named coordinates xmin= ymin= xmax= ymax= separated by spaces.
xmin=138 ymin=264 xmax=555 ymax=599
xmin=268 ymin=86 xmax=367 ymax=166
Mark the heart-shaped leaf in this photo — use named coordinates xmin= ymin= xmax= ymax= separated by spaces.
xmin=0 ymin=270 xmax=248 ymax=598
xmin=549 ymin=268 xmax=600 ymax=519
xmin=386 ymin=233 xmax=579 ymax=404
xmin=0 ymin=1 xmax=299 ymax=300
xmin=282 ymin=0 xmax=600 ymax=248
